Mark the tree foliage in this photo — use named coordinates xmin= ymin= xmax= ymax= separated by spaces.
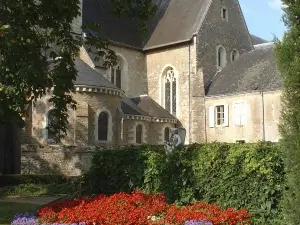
xmin=0 ymin=0 xmax=156 ymax=140
xmin=275 ymin=1 xmax=300 ymax=224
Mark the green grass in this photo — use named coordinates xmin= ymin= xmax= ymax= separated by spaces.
xmin=0 ymin=202 xmax=39 ymax=224
xmin=0 ymin=182 xmax=77 ymax=197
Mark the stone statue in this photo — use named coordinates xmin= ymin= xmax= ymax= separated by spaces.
xmin=165 ymin=127 xmax=186 ymax=154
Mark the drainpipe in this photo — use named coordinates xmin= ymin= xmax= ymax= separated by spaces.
xmin=261 ymin=91 xmax=266 ymax=141
xmin=188 ymin=42 xmax=191 ymax=144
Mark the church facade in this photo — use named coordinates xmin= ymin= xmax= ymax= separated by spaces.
xmin=22 ymin=0 xmax=282 ymax=147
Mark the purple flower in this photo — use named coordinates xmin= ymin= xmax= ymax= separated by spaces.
xmin=11 ymin=213 xmax=38 ymax=225
xmin=11 ymin=213 xmax=86 ymax=225
xmin=184 ymin=220 xmax=213 ymax=225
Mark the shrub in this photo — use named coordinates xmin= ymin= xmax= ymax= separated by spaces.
xmin=36 ymin=190 xmax=250 ymax=225
xmin=84 ymin=142 xmax=285 ymax=224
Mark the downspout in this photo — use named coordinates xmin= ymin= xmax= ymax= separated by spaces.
xmin=261 ymin=91 xmax=266 ymax=141
xmin=188 ymin=40 xmax=192 ymax=144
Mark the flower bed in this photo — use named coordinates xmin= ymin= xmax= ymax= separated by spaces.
xmin=13 ymin=190 xmax=251 ymax=225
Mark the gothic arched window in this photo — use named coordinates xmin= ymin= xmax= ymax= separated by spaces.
xmin=98 ymin=112 xmax=108 ymax=141
xmin=136 ymin=124 xmax=143 ymax=144
xmin=47 ymin=109 xmax=59 ymax=141
xmin=164 ymin=127 xmax=170 ymax=142
xmin=164 ymin=68 xmax=177 ymax=115
xmin=217 ymin=46 xmax=227 ymax=70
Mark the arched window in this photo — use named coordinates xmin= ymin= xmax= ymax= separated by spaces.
xmin=98 ymin=112 xmax=108 ymax=141
xmin=231 ymin=49 xmax=239 ymax=62
xmin=110 ymin=56 xmax=125 ymax=89
xmin=164 ymin=127 xmax=170 ymax=142
xmin=136 ymin=124 xmax=143 ymax=144
xmin=164 ymin=68 xmax=177 ymax=115
xmin=217 ymin=46 xmax=227 ymax=70
xmin=47 ymin=109 xmax=59 ymax=141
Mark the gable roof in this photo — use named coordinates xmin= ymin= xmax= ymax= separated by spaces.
xmin=144 ymin=0 xmax=211 ymax=50
xmin=251 ymin=34 xmax=269 ymax=45
xmin=82 ymin=0 xmax=212 ymax=50
xmin=75 ymin=58 xmax=119 ymax=90
xmin=206 ymin=43 xmax=282 ymax=96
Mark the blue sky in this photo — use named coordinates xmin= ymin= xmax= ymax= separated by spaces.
xmin=239 ymin=0 xmax=286 ymax=41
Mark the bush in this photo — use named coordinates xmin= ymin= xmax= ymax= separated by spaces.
xmin=84 ymin=142 xmax=285 ymax=225
xmin=36 ymin=190 xmax=251 ymax=225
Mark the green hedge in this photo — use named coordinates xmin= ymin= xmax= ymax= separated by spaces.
xmin=84 ymin=142 xmax=285 ymax=225
xmin=0 ymin=174 xmax=68 ymax=187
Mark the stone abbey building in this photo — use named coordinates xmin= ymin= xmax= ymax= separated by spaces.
xmin=22 ymin=0 xmax=282 ymax=149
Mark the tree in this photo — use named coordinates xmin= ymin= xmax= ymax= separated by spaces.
xmin=275 ymin=1 xmax=300 ymax=223
xmin=0 ymin=0 xmax=156 ymax=140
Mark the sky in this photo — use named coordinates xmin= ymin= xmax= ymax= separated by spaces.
xmin=239 ymin=0 xmax=286 ymax=41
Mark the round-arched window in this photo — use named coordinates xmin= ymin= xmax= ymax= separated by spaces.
xmin=164 ymin=127 xmax=170 ymax=142
xmin=217 ymin=46 xmax=227 ymax=70
xmin=98 ymin=112 xmax=108 ymax=141
xmin=136 ymin=124 xmax=143 ymax=144
xmin=231 ymin=49 xmax=239 ymax=62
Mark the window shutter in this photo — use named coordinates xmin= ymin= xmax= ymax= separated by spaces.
xmin=233 ymin=104 xmax=240 ymax=126
xmin=224 ymin=104 xmax=229 ymax=127
xmin=209 ymin=106 xmax=215 ymax=128
xmin=241 ymin=103 xmax=247 ymax=126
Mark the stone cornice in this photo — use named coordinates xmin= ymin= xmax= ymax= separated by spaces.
xmin=124 ymin=114 xmax=177 ymax=124
xmin=74 ymin=85 xmax=124 ymax=97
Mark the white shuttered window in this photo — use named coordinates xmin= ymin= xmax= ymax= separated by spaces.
xmin=209 ymin=104 xmax=229 ymax=127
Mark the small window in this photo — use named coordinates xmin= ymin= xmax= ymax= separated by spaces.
xmin=98 ymin=112 xmax=108 ymax=141
xmin=215 ymin=105 xmax=225 ymax=126
xmin=231 ymin=49 xmax=239 ymax=62
xmin=221 ymin=6 xmax=228 ymax=20
xmin=236 ymin=140 xmax=246 ymax=144
xmin=217 ymin=46 xmax=227 ymax=70
xmin=164 ymin=127 xmax=170 ymax=142
xmin=136 ymin=124 xmax=143 ymax=144
xmin=209 ymin=105 xmax=229 ymax=128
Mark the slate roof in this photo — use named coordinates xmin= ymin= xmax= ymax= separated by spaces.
xmin=74 ymin=58 xmax=119 ymax=90
xmin=144 ymin=0 xmax=211 ymax=49
xmin=206 ymin=43 xmax=282 ymax=96
xmin=83 ymin=0 xmax=211 ymax=50
xmin=251 ymin=34 xmax=269 ymax=45
xmin=121 ymin=95 xmax=176 ymax=119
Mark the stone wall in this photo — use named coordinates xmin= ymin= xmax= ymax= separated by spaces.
xmin=205 ymin=90 xmax=281 ymax=143
xmin=146 ymin=43 xmax=196 ymax=144
xmin=197 ymin=0 xmax=253 ymax=87
xmin=21 ymin=145 xmax=95 ymax=176
xmin=29 ymin=91 xmax=122 ymax=146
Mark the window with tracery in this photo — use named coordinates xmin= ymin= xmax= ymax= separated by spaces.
xmin=110 ymin=64 xmax=121 ymax=89
xmin=136 ymin=124 xmax=143 ymax=144
xmin=164 ymin=68 xmax=177 ymax=115
xmin=98 ymin=112 xmax=108 ymax=141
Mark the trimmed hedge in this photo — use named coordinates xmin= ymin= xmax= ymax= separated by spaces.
xmin=84 ymin=142 xmax=285 ymax=225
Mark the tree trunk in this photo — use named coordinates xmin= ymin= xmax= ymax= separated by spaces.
xmin=0 ymin=123 xmax=21 ymax=174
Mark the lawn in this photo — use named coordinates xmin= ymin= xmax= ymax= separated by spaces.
xmin=0 ymin=201 xmax=39 ymax=224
